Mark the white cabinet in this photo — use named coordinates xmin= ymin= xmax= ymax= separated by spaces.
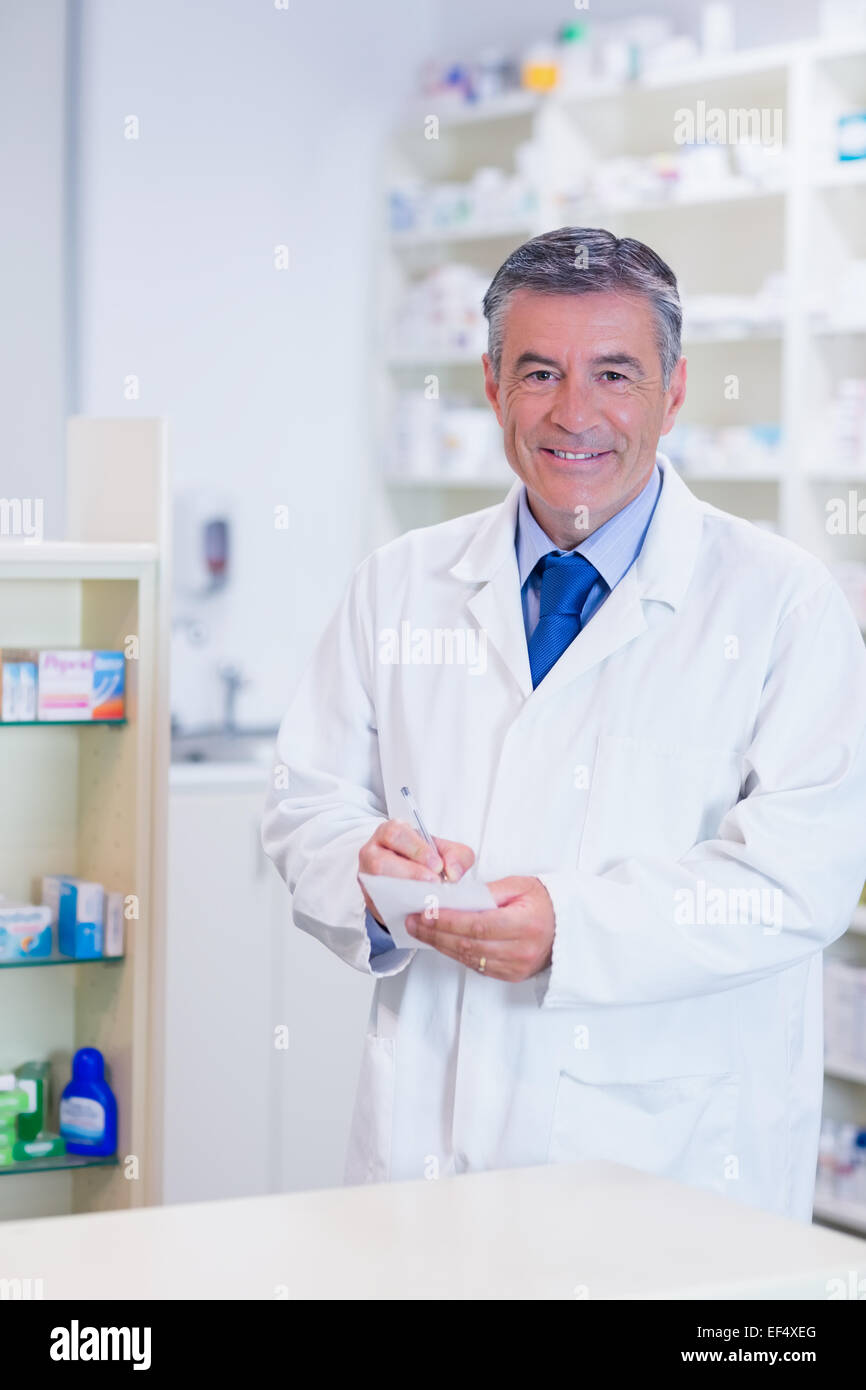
xmin=164 ymin=766 xmax=373 ymax=1204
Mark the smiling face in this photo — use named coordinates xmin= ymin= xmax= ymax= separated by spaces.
xmin=483 ymin=287 xmax=686 ymax=548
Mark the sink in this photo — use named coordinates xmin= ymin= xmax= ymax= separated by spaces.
xmin=171 ymin=728 xmax=278 ymax=765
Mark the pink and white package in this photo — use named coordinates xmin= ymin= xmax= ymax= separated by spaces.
xmin=37 ymin=650 xmax=94 ymax=721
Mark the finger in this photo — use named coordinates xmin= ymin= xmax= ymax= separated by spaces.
xmin=406 ymin=905 xmax=525 ymax=940
xmin=405 ymin=920 xmax=517 ymax=979
xmin=432 ymin=837 xmax=476 ymax=883
xmin=375 ymin=820 xmax=443 ymax=874
xmin=360 ymin=848 xmax=441 ymax=883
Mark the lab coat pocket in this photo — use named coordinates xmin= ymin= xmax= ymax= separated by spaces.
xmin=579 ymin=735 xmax=743 ymax=873
xmin=548 ymin=1069 xmax=739 ymax=1196
xmin=344 ymin=1034 xmax=396 ymax=1186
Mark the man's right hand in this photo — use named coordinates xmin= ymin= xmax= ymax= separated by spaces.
xmin=358 ymin=820 xmax=476 ymax=925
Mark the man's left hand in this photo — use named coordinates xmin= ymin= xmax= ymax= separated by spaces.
xmin=405 ymin=875 xmax=554 ymax=982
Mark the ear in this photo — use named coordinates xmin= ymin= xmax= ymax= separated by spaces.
xmin=659 ymin=356 xmax=687 ymax=436
xmin=482 ymin=354 xmax=504 ymax=428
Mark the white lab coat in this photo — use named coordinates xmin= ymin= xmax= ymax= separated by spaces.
xmin=262 ymin=453 xmax=866 ymax=1221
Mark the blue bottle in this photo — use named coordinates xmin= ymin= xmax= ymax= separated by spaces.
xmin=59 ymin=1047 xmax=117 ymax=1156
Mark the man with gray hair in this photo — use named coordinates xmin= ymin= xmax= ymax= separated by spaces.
xmin=263 ymin=228 xmax=866 ymax=1221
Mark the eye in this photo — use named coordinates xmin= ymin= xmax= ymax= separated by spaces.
xmin=527 ymin=370 xmax=555 ymax=382
xmin=600 ymin=370 xmax=627 ymax=381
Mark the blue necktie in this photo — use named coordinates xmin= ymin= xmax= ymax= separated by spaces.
xmin=528 ymin=552 xmax=601 ymax=689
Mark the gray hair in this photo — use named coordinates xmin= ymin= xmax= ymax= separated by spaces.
xmin=482 ymin=226 xmax=682 ymax=390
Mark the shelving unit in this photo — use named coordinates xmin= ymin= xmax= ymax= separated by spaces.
xmin=0 ymin=419 xmax=170 ymax=1221
xmin=374 ymin=37 xmax=866 ymax=1235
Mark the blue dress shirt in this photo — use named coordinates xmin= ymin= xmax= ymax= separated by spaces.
xmin=365 ymin=462 xmax=664 ymax=962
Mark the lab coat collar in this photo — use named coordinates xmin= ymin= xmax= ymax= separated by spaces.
xmin=450 ymin=452 xmax=707 ymax=700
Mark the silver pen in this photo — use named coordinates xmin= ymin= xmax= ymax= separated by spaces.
xmin=400 ymin=785 xmax=446 ymax=881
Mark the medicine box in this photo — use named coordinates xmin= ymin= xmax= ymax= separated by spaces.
xmin=37 ymin=650 xmax=125 ymax=722
xmin=0 ymin=648 xmax=38 ymax=722
xmin=15 ymin=1061 xmax=50 ymax=1142
xmin=103 ymin=891 xmax=125 ymax=958
xmin=91 ymin=650 xmax=125 ymax=720
xmin=40 ymin=874 xmax=71 ymax=929
xmin=0 ymin=904 xmax=53 ymax=961
xmin=58 ymin=880 xmax=104 ymax=959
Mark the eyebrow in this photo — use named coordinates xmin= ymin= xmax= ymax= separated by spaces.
xmin=512 ymin=350 xmax=646 ymax=376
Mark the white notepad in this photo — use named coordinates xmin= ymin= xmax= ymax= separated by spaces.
xmin=359 ymin=873 xmax=497 ymax=950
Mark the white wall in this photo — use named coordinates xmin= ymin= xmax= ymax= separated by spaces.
xmin=74 ymin=0 xmax=434 ymax=730
xmin=0 ymin=0 xmax=68 ymax=538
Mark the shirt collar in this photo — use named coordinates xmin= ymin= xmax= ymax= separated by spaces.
xmin=515 ymin=461 xmax=663 ymax=592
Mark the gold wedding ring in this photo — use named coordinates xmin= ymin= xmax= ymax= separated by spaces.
xmin=478 ymin=956 xmax=487 ymax=974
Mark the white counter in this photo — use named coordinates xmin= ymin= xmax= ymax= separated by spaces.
xmin=2 ymin=1161 xmax=864 ymax=1300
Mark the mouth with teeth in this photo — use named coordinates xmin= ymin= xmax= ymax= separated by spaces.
xmin=540 ymin=447 xmax=614 ymax=463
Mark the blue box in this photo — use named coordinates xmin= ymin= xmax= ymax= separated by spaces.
xmin=58 ymin=881 xmax=104 ymax=959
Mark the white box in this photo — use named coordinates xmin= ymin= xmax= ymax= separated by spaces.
xmin=103 ymin=891 xmax=125 ymax=958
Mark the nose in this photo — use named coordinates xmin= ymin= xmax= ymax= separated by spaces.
xmin=547 ymin=375 xmax=600 ymax=439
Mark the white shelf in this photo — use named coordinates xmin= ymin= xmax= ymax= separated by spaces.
xmin=0 ymin=541 xmax=157 ymax=572
xmin=635 ymin=42 xmax=802 ymax=89
xmin=404 ymin=89 xmax=539 ymax=129
xmin=571 ymin=184 xmax=786 ymax=217
xmin=556 ymin=42 xmax=802 ymax=101
xmin=813 ymin=1194 xmax=866 ymax=1234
